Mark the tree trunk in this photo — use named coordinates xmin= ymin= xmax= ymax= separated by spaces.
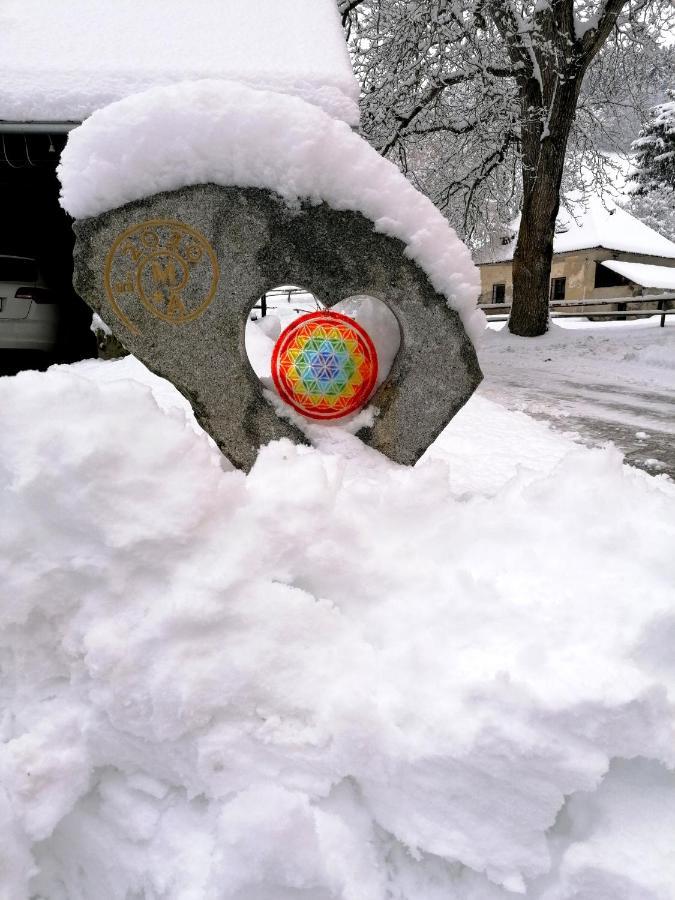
xmin=509 ymin=79 xmax=582 ymax=337
xmin=509 ymin=163 xmax=562 ymax=337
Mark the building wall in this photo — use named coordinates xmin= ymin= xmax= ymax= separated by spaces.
xmin=479 ymin=261 xmax=514 ymax=304
xmin=479 ymin=250 xmax=675 ymax=305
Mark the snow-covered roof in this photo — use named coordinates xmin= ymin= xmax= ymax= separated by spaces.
xmin=601 ymin=260 xmax=675 ymax=290
xmin=554 ymin=197 xmax=675 ymax=258
xmin=0 ymin=0 xmax=360 ymax=126
xmin=480 ymin=196 xmax=675 ymax=264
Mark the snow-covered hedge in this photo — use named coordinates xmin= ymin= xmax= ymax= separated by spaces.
xmin=58 ymin=80 xmax=484 ymax=342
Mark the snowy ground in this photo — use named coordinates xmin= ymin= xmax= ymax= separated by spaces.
xmin=250 ymin=299 xmax=675 ymax=480
xmin=480 ymin=317 xmax=675 ymax=479
xmin=1 ymin=316 xmax=675 ymax=898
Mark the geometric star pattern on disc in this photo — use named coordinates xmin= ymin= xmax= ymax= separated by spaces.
xmin=271 ymin=310 xmax=379 ymax=420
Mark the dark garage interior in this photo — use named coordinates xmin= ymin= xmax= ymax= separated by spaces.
xmin=0 ymin=131 xmax=96 ymax=374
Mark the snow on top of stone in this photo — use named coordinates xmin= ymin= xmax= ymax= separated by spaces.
xmin=0 ymin=0 xmax=359 ymax=125
xmin=58 ymin=80 xmax=483 ymax=342
xmin=602 ymin=260 xmax=675 ymax=290
xmin=481 ymin=195 xmax=675 ymax=264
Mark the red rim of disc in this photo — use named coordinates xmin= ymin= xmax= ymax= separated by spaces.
xmin=270 ymin=310 xmax=379 ymax=420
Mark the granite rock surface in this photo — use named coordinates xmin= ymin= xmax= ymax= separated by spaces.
xmin=74 ymin=184 xmax=482 ymax=470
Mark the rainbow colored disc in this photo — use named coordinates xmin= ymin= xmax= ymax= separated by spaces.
xmin=271 ymin=311 xmax=378 ymax=420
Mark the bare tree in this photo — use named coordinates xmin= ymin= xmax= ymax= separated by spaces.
xmin=342 ymin=0 xmax=674 ymax=336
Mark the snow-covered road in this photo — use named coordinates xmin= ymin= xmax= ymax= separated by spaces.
xmin=479 ymin=318 xmax=675 ymax=478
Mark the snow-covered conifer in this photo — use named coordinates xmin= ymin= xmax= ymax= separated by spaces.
xmin=631 ymin=90 xmax=675 ymax=196
xmin=624 ymin=90 xmax=675 ymax=241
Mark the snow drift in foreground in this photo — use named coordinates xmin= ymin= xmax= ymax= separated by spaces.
xmin=2 ymin=359 xmax=675 ymax=899
xmin=57 ymin=80 xmax=483 ymax=342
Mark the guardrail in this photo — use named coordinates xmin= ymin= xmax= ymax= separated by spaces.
xmin=480 ymin=294 xmax=675 ymax=327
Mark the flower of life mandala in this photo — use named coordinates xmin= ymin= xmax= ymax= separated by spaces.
xmin=271 ymin=311 xmax=378 ymax=420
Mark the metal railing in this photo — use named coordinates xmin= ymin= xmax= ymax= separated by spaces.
xmin=250 ymin=286 xmax=321 ymax=319
xmin=480 ymin=294 xmax=675 ymax=327
xmin=250 ymin=289 xmax=675 ymax=327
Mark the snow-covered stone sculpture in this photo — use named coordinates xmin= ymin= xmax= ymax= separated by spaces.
xmin=64 ymin=81 xmax=484 ymax=470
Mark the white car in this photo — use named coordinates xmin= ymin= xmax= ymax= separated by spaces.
xmin=0 ymin=255 xmax=59 ymax=352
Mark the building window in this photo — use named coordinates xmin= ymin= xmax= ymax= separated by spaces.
xmin=491 ymin=283 xmax=506 ymax=304
xmin=594 ymin=263 xmax=630 ymax=289
xmin=550 ymin=277 xmax=566 ymax=301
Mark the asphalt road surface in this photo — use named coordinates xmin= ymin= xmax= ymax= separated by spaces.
xmin=479 ymin=325 xmax=675 ymax=480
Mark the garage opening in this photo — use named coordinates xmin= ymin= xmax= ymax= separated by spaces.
xmin=0 ymin=130 xmax=96 ymax=373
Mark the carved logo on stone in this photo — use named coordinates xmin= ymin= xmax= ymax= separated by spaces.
xmin=104 ymin=219 xmax=219 ymax=334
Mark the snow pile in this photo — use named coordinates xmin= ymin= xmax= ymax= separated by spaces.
xmin=2 ymin=358 xmax=675 ymax=899
xmin=0 ymin=0 xmax=359 ymax=124
xmin=58 ymin=80 xmax=483 ymax=341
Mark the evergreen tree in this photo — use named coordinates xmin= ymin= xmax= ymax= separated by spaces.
xmin=631 ymin=90 xmax=675 ymax=195
xmin=625 ymin=90 xmax=675 ymax=241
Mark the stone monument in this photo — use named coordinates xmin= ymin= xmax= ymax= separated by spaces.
xmin=74 ymin=183 xmax=482 ymax=471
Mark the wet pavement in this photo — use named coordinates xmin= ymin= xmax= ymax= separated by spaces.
xmin=479 ymin=373 xmax=675 ymax=480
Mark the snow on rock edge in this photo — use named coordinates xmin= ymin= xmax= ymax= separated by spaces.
xmin=58 ymin=79 xmax=484 ymax=342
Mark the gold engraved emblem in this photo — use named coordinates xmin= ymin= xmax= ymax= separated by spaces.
xmin=103 ymin=219 xmax=219 ymax=334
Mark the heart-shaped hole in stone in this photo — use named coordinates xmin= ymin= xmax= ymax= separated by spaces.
xmin=246 ymin=284 xmax=401 ymax=423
